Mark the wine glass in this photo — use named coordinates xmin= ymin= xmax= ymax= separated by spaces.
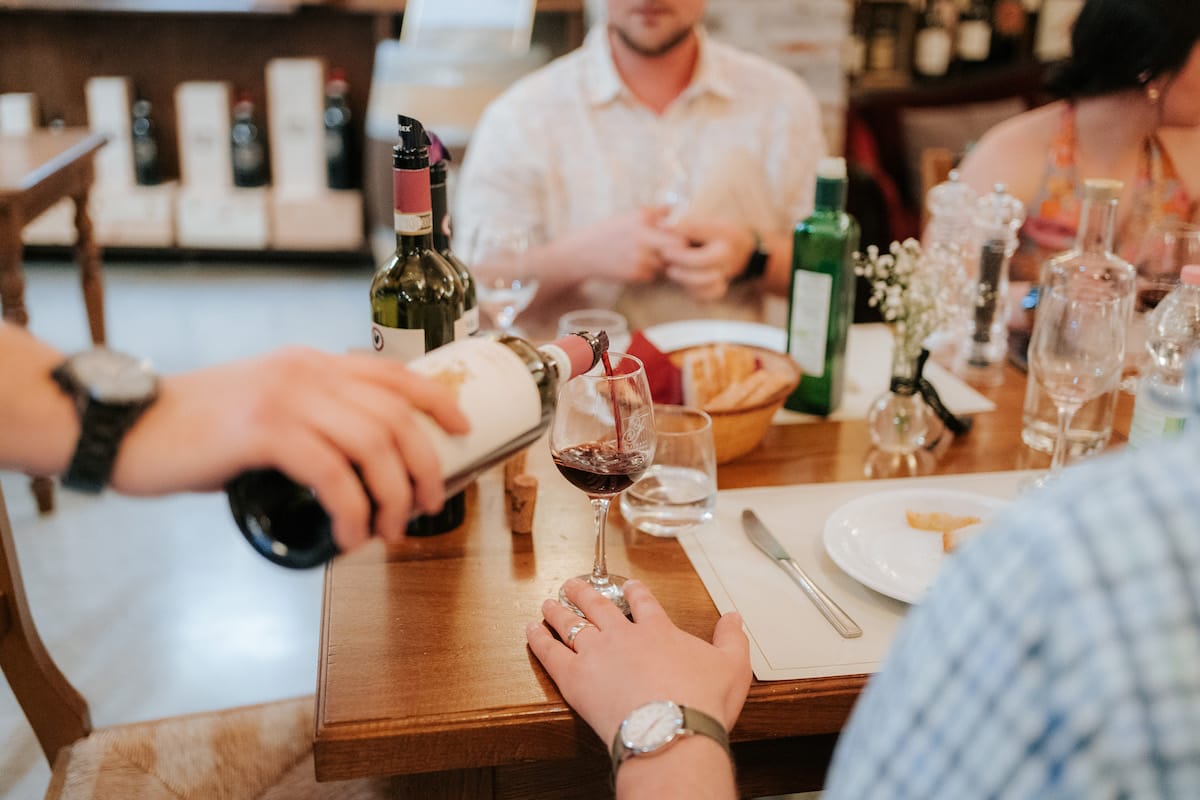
xmin=1125 ymin=222 xmax=1200 ymax=389
xmin=551 ymin=353 xmax=656 ymax=615
xmin=468 ymin=225 xmax=540 ymax=336
xmin=1026 ymin=282 xmax=1126 ymax=488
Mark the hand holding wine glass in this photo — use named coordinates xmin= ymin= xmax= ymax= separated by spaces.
xmin=469 ymin=225 xmax=540 ymax=336
xmin=1027 ymin=282 xmax=1126 ymax=488
xmin=551 ymin=353 xmax=656 ymax=615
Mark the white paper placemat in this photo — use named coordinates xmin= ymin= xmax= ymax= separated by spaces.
xmin=677 ymin=471 xmax=1030 ymax=681
xmin=640 ymin=321 xmax=996 ymax=424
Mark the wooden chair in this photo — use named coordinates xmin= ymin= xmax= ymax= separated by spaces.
xmin=0 ymin=485 xmax=394 ymax=799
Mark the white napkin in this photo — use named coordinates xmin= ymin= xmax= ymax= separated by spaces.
xmin=677 ymin=471 xmax=1029 ymax=681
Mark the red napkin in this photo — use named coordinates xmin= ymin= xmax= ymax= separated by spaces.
xmin=626 ymin=330 xmax=683 ymax=405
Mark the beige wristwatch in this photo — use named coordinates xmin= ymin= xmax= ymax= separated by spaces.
xmin=610 ymin=701 xmax=731 ymax=781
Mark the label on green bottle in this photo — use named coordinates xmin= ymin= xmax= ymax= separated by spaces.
xmin=788 ymin=270 xmax=833 ymax=378
xmin=371 ymin=323 xmax=424 ymax=363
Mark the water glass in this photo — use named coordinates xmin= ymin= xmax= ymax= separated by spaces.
xmin=620 ymin=405 xmax=717 ymax=538
xmin=556 ymin=308 xmax=632 ymax=355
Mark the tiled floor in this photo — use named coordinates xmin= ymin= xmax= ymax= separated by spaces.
xmin=0 ymin=259 xmax=371 ymax=799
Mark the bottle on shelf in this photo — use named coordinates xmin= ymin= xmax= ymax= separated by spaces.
xmin=369 ymin=114 xmax=466 ymax=537
xmin=1127 ymin=264 xmax=1200 ymax=448
xmin=130 ymin=99 xmax=161 ymax=186
xmin=956 ymin=0 xmax=994 ymax=66
xmin=227 ymin=331 xmax=609 ymax=568
xmin=1021 ymin=179 xmax=1137 ymax=456
xmin=845 ymin=10 xmax=869 ymax=82
xmin=324 ymin=67 xmax=354 ymax=191
xmin=990 ymin=0 xmax=1029 ymax=66
xmin=959 ymin=184 xmax=1025 ymax=387
xmin=427 ymin=130 xmax=479 ymax=338
xmin=230 ymin=93 xmax=267 ymax=188
xmin=785 ymin=156 xmax=861 ymax=416
xmin=913 ymin=0 xmax=954 ymax=79
xmin=867 ymin=5 xmax=900 ymax=76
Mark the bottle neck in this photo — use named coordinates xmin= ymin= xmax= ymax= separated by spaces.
xmin=813 ymin=177 xmax=847 ymax=213
xmin=1073 ymin=196 xmax=1118 ymax=256
xmin=393 ymin=163 xmax=434 ymax=254
xmin=431 ymin=174 xmax=451 ymax=252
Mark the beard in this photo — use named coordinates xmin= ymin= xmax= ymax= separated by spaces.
xmin=611 ymin=20 xmax=695 ymax=58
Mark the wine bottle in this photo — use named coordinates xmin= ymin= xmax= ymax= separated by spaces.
xmin=230 ymin=93 xmax=266 ymax=188
xmin=785 ymin=157 xmax=861 ymax=416
xmin=226 ymin=331 xmax=608 ymax=569
xmin=324 ymin=67 xmax=353 ymax=191
xmin=427 ymin=131 xmax=479 ymax=338
xmin=370 ymin=115 xmax=466 ymax=537
xmin=130 ymin=99 xmax=161 ymax=186
xmin=913 ymin=0 xmax=953 ymax=79
xmin=956 ymin=0 xmax=994 ymax=65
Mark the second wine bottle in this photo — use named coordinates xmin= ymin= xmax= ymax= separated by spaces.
xmin=370 ymin=114 xmax=467 ymax=536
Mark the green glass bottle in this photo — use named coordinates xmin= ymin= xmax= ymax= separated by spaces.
xmin=369 ymin=114 xmax=465 ymax=535
xmin=428 ymin=133 xmax=478 ymax=338
xmin=785 ymin=157 xmax=860 ymax=416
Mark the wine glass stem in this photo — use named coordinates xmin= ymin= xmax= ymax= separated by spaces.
xmin=590 ymin=496 xmax=612 ymax=587
xmin=1050 ymin=405 xmax=1078 ymax=473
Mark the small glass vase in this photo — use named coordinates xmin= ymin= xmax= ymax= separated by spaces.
xmin=867 ymin=339 xmax=935 ymax=455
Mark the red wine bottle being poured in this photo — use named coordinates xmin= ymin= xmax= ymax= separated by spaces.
xmin=226 ymin=331 xmax=608 ymax=568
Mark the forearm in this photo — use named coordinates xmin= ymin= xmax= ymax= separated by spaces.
xmin=760 ymin=229 xmax=795 ymax=296
xmin=616 ymin=736 xmax=736 ymax=800
xmin=0 ymin=323 xmax=77 ymax=476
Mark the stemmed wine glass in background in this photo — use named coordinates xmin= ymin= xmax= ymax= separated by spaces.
xmin=1125 ymin=222 xmax=1200 ymax=389
xmin=551 ymin=353 xmax=656 ymax=615
xmin=468 ymin=225 xmax=541 ymax=336
xmin=1026 ymin=282 xmax=1126 ymax=489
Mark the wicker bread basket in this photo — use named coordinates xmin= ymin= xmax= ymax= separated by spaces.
xmin=667 ymin=344 xmax=801 ymax=464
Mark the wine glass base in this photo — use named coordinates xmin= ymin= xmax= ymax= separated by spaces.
xmin=559 ymin=574 xmax=630 ymax=617
xmin=1019 ymin=470 xmax=1059 ymax=493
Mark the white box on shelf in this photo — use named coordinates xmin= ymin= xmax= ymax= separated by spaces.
xmin=176 ymin=186 xmax=269 ymax=249
xmin=175 ymin=81 xmax=233 ymax=190
xmin=270 ymin=189 xmax=364 ymax=251
xmin=0 ymin=93 xmax=39 ymax=134
xmin=265 ymin=58 xmax=326 ymax=196
xmin=85 ymin=76 xmax=135 ymax=188
xmin=22 ymin=199 xmax=76 ymax=246
xmin=93 ymin=182 xmax=177 ymax=248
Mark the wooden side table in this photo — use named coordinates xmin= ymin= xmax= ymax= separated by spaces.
xmin=0 ymin=129 xmax=109 ymax=514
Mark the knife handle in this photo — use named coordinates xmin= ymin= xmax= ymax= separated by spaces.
xmin=780 ymin=559 xmax=862 ymax=639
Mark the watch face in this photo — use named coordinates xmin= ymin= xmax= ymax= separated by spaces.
xmin=621 ymin=701 xmax=684 ymax=754
xmin=69 ymin=348 xmax=157 ymax=404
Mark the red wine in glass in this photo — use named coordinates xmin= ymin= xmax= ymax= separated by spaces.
xmin=553 ymin=442 xmax=647 ymax=495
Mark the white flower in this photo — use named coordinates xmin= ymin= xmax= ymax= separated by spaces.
xmin=853 ymin=239 xmax=965 ymax=356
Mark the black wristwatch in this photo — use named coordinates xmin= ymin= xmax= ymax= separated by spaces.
xmin=735 ymin=230 xmax=769 ymax=283
xmin=610 ymin=701 xmax=732 ymax=782
xmin=51 ymin=348 xmax=159 ymax=493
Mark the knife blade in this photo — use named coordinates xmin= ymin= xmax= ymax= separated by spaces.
xmin=741 ymin=509 xmax=862 ymax=639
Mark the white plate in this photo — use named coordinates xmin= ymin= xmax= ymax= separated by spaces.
xmin=822 ymin=489 xmax=1009 ymax=604
xmin=641 ymin=319 xmax=785 ymax=353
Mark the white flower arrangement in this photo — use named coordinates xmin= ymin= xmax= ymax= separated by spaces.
xmin=854 ymin=238 xmax=964 ymax=358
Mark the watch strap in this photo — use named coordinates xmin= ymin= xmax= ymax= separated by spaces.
xmin=61 ymin=398 xmax=145 ymax=493
xmin=610 ymin=705 xmax=732 ymax=783
xmin=735 ymin=230 xmax=768 ymax=283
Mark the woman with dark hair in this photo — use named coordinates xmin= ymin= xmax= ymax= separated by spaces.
xmin=959 ymin=0 xmax=1200 ymax=281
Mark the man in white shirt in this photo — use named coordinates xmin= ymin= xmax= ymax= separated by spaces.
xmin=455 ymin=0 xmax=827 ymax=335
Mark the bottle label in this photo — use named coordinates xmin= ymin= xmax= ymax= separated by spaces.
xmin=394 ymin=167 xmax=433 ymax=235
xmin=371 ymin=323 xmax=424 ymax=363
xmin=788 ymin=270 xmax=833 ymax=378
xmin=1128 ymin=393 xmax=1188 ymax=449
xmin=407 ymin=339 xmax=543 ymax=482
xmin=957 ymin=20 xmax=992 ymax=61
xmin=454 ymin=306 xmax=480 ymax=340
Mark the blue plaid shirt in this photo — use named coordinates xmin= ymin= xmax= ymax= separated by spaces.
xmin=824 ymin=366 xmax=1200 ymax=799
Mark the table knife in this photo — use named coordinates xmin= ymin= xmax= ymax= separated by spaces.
xmin=741 ymin=509 xmax=862 ymax=639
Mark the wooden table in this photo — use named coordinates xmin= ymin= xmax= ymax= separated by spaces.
xmin=315 ymin=368 xmax=1130 ymax=797
xmin=0 ymin=128 xmax=109 ymax=513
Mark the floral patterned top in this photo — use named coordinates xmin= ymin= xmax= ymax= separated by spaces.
xmin=1020 ymin=103 xmax=1197 ymax=277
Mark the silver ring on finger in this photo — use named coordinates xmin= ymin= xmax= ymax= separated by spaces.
xmin=565 ymin=620 xmax=595 ymax=651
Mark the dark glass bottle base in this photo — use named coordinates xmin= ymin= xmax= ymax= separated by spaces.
xmin=406 ymin=491 xmax=465 ymax=537
xmin=227 ymin=469 xmax=339 ymax=569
